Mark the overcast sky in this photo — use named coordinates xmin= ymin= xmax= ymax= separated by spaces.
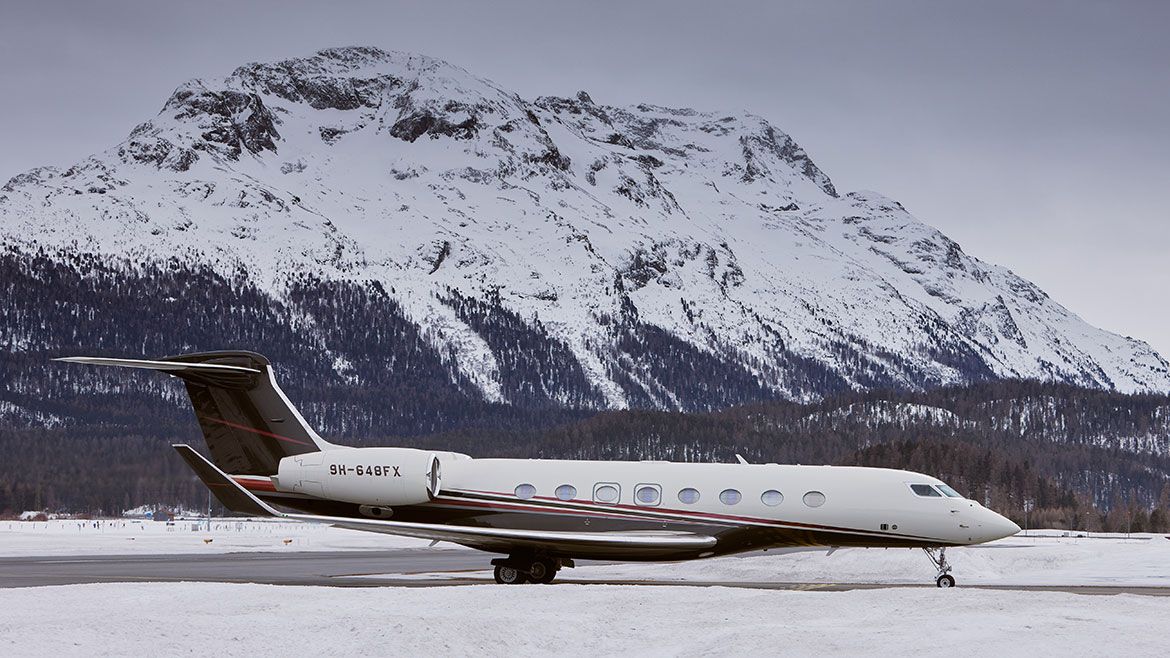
xmin=2 ymin=1 xmax=1167 ymax=358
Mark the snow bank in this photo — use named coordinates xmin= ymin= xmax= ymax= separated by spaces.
xmin=0 ymin=519 xmax=461 ymax=556
xmin=0 ymin=582 xmax=1165 ymax=657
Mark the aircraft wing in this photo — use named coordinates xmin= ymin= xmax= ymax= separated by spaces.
xmin=173 ymin=444 xmax=717 ymax=556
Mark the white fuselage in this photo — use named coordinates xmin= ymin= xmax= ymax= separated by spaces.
xmin=266 ymin=446 xmax=1021 ymax=554
xmin=435 ymin=458 xmax=1019 ymax=547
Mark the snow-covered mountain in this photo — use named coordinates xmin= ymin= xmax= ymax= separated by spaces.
xmin=3 ymin=46 xmax=1167 ymax=414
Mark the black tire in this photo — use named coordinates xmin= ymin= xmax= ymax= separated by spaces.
xmin=494 ymin=565 xmax=527 ymax=585
xmin=936 ymin=574 xmax=956 ymax=588
xmin=529 ymin=559 xmax=558 ymax=584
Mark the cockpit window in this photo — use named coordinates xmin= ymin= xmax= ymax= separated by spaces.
xmin=936 ymin=484 xmax=963 ymax=498
xmin=910 ymin=484 xmax=942 ymax=497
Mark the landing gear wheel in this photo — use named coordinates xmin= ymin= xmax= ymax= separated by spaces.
xmin=923 ymin=547 xmax=955 ymax=588
xmin=494 ymin=565 xmax=528 ymax=585
xmin=529 ymin=559 xmax=558 ymax=584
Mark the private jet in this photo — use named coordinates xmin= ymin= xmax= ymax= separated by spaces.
xmin=58 ymin=351 xmax=1019 ymax=587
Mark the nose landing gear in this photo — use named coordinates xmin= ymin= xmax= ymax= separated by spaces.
xmin=923 ymin=547 xmax=955 ymax=587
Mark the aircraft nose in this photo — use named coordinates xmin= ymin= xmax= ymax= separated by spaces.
xmin=982 ymin=510 xmax=1020 ymax=541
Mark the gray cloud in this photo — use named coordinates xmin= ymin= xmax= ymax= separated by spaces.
xmin=2 ymin=0 xmax=1166 ymax=358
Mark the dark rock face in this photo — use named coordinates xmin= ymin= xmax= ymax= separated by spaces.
xmin=739 ymin=126 xmax=837 ymax=197
xmin=634 ymin=154 xmax=664 ymax=168
xmin=164 ymin=86 xmax=281 ymax=159
xmin=605 ymin=133 xmax=635 ymax=148
xmin=534 ymin=95 xmax=614 ymax=126
xmin=390 ymin=110 xmax=480 ymax=142
xmin=623 ymin=248 xmax=670 ymax=289
xmin=118 ymin=137 xmax=198 ymax=172
xmin=319 ymin=127 xmax=349 ymax=144
xmin=525 ymin=142 xmax=571 ymax=171
xmin=229 ymin=53 xmax=396 ymax=111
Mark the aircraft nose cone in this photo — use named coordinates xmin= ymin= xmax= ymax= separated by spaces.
xmin=984 ymin=511 xmax=1020 ymax=541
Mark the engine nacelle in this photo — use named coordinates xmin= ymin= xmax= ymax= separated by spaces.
xmin=274 ymin=447 xmax=441 ymax=506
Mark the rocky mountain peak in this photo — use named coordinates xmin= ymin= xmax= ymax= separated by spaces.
xmin=1 ymin=46 xmax=1167 ymax=411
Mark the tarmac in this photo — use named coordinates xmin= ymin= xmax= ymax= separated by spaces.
xmin=1 ymin=550 xmax=1168 ymax=595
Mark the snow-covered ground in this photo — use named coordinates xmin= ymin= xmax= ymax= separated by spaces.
xmin=0 ymin=582 xmax=1166 ymax=657
xmin=2 ymin=524 xmax=1167 ymax=655
xmin=0 ymin=519 xmax=454 ymax=556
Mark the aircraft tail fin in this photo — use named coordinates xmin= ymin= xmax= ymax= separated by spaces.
xmin=56 ymin=351 xmax=332 ymax=475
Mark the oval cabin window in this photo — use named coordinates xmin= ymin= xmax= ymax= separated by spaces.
xmin=719 ymin=489 xmax=742 ymax=505
xmin=761 ymin=490 xmax=784 ymax=506
xmin=514 ymin=483 xmax=536 ymax=500
xmin=678 ymin=488 xmax=700 ymax=505
xmin=635 ymin=485 xmax=661 ymax=506
xmin=594 ymin=484 xmax=619 ymax=503
xmin=803 ymin=491 xmax=826 ymax=508
xmin=555 ymin=484 xmax=577 ymax=501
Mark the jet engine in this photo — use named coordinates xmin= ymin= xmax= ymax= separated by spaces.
xmin=274 ymin=447 xmax=442 ymax=506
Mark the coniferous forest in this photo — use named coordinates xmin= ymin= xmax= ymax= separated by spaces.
xmin=2 ymin=247 xmax=1170 ymax=531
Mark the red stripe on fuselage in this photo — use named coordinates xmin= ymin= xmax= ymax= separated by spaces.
xmin=202 ymin=416 xmax=311 ymax=447
xmin=232 ymin=476 xmax=277 ymax=493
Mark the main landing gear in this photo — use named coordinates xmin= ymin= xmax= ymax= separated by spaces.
xmin=923 ymin=547 xmax=955 ymax=588
xmin=491 ymin=556 xmax=571 ymax=584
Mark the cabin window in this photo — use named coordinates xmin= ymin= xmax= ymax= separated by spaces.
xmin=635 ymin=484 xmax=661 ymax=506
xmin=593 ymin=483 xmax=620 ymax=504
xmin=555 ymin=484 xmax=577 ymax=501
xmin=803 ymin=491 xmax=826 ymax=508
xmin=910 ymin=484 xmax=943 ymax=497
xmin=719 ymin=489 xmax=742 ymax=505
xmin=678 ymin=488 xmax=701 ymax=504
xmin=514 ymin=483 xmax=536 ymax=500
xmin=761 ymin=490 xmax=784 ymax=506
xmin=936 ymin=484 xmax=963 ymax=498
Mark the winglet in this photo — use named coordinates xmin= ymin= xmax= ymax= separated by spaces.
xmin=735 ymin=453 xmax=750 ymax=465
xmin=172 ymin=444 xmax=282 ymax=518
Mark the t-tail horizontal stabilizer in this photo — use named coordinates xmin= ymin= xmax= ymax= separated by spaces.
xmin=53 ymin=356 xmax=261 ymax=374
